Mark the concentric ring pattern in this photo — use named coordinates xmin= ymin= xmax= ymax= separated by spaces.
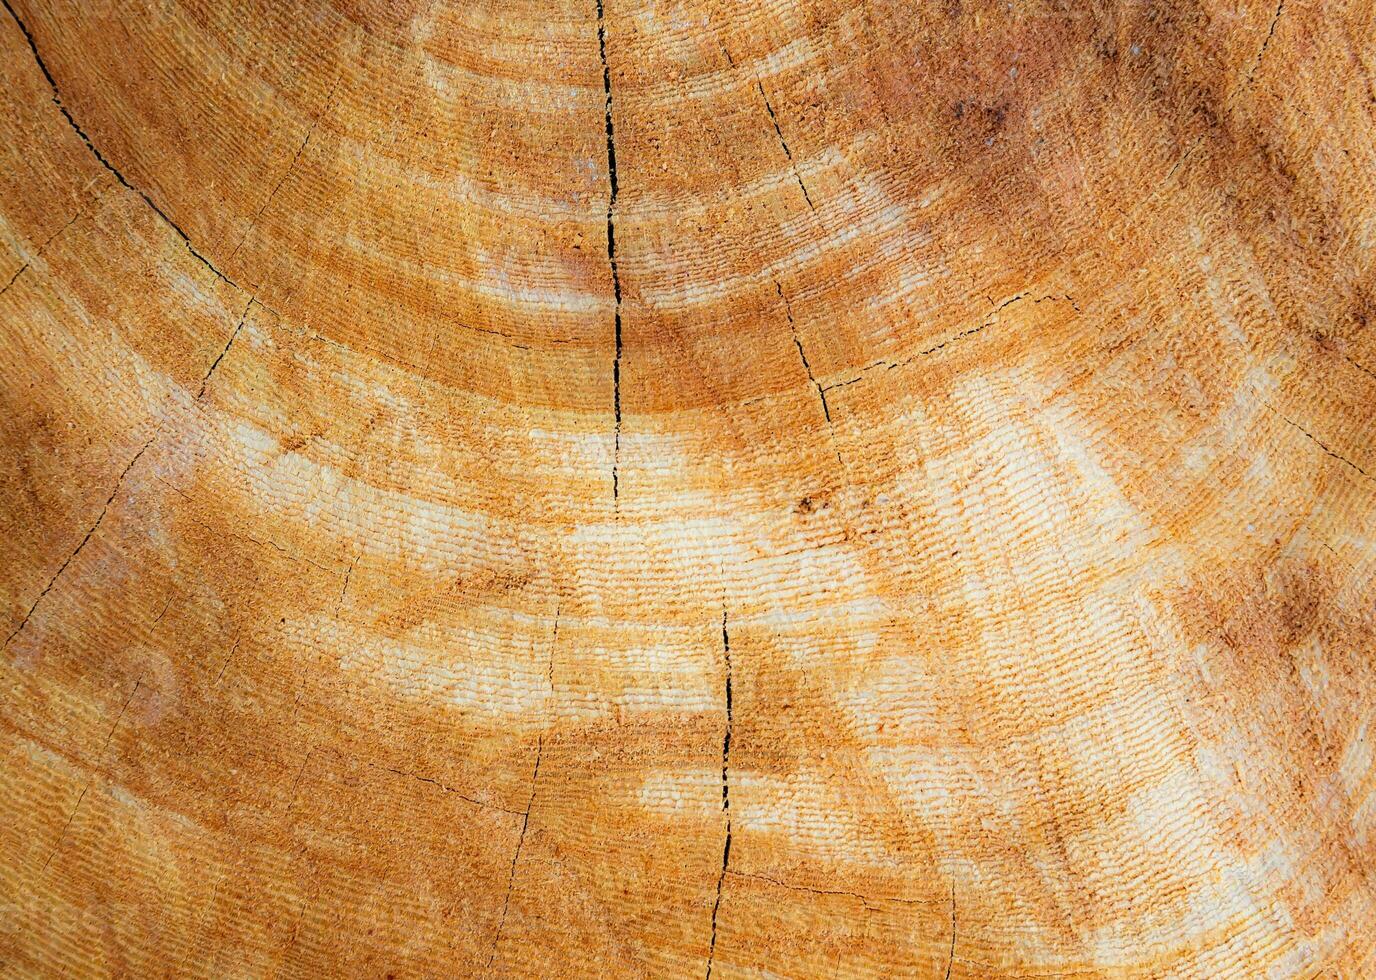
xmin=3 ymin=0 xmax=1375 ymax=976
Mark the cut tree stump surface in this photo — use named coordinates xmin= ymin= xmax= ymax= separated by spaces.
xmin=2 ymin=0 xmax=1375 ymax=976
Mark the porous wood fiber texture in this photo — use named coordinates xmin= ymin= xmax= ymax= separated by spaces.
xmin=2 ymin=0 xmax=1376 ymax=975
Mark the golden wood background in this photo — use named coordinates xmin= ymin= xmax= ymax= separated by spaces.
xmin=2 ymin=0 xmax=1375 ymax=975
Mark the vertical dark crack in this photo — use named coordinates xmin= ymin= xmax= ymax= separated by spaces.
xmin=337 ymin=553 xmax=359 ymax=610
xmin=706 ymin=610 xmax=732 ymax=979
xmin=4 ymin=433 xmax=157 ymax=651
xmin=775 ymin=281 xmax=829 ymax=423
xmin=756 ymin=80 xmax=815 ymax=212
xmin=1 ymin=0 xmax=240 ymax=290
xmin=719 ymin=610 xmax=732 ymax=806
xmin=944 ymin=880 xmax=957 ymax=980
xmin=486 ymin=735 xmax=544 ymax=970
xmin=775 ymin=279 xmax=843 ymax=466
xmin=596 ymin=0 xmax=623 ymax=507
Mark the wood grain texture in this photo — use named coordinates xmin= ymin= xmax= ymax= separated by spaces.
xmin=2 ymin=0 xmax=1375 ymax=976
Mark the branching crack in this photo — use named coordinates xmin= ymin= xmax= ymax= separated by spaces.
xmin=5 ymin=434 xmax=157 ymax=651
xmin=2 ymin=0 xmax=242 ymax=290
xmin=706 ymin=610 xmax=732 ymax=979
xmin=486 ymin=736 xmax=544 ymax=969
xmin=597 ymin=0 xmax=623 ymax=507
